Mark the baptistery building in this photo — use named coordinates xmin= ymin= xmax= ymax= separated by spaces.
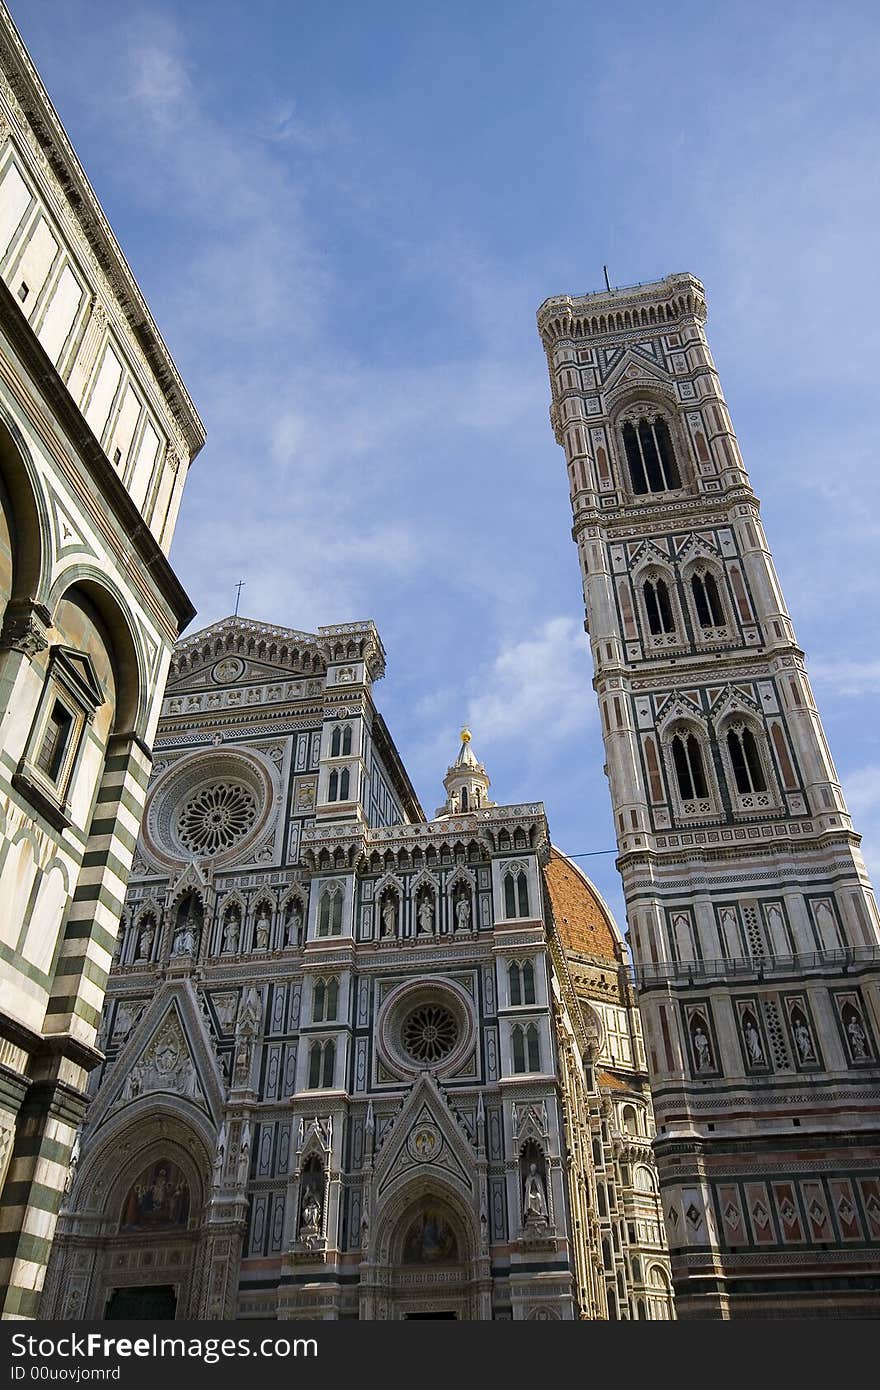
xmin=41 ymin=614 xmax=672 ymax=1320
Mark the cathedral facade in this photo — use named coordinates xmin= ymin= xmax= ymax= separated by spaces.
xmin=537 ymin=272 xmax=880 ymax=1317
xmin=41 ymin=615 xmax=673 ymax=1320
xmin=0 ymin=4 xmax=202 ymax=1317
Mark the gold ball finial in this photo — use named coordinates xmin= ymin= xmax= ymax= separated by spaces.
xmin=460 ymin=726 xmax=472 ymax=744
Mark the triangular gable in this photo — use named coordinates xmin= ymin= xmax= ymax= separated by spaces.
xmin=673 ymin=532 xmax=719 ymax=564
xmin=600 ymin=346 xmax=671 ymax=393
xmin=373 ymin=1073 xmax=476 ymax=1203
xmin=627 ymin=538 xmax=671 ymax=573
xmin=88 ymin=980 xmax=226 ymax=1133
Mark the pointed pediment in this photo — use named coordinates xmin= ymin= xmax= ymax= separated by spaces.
xmin=88 ymin=980 xmax=226 ymax=1133
xmin=373 ymin=1073 xmax=476 ymax=1203
xmin=168 ymin=859 xmax=211 ymax=904
xmin=627 ymin=538 xmax=671 ymax=572
xmin=674 ymin=532 xmax=719 ymax=564
xmin=709 ymin=683 xmax=761 ymax=721
xmin=169 ymin=616 xmax=325 ymax=686
xmin=655 ymin=691 xmax=704 ymax=731
xmin=600 ymin=346 xmax=670 ymax=393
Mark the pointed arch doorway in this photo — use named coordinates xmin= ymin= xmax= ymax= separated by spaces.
xmin=364 ymin=1184 xmax=487 ymax=1321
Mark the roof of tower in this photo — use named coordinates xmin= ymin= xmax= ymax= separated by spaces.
xmin=453 ymin=727 xmax=480 ymax=768
xmin=543 ymin=847 xmax=621 ymax=963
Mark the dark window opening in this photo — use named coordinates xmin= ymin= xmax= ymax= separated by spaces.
xmin=36 ymin=701 xmax=73 ymax=782
xmin=671 ymin=732 xmax=708 ymax=800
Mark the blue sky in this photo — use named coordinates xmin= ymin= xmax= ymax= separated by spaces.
xmin=11 ymin=0 xmax=880 ymax=926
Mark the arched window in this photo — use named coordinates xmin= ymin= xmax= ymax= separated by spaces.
xmin=512 ymin=1023 xmax=540 ymax=1073
xmin=521 ymin=960 xmax=535 ymax=1004
xmin=622 ymin=415 xmax=681 ymax=494
xmin=330 ymin=726 xmax=341 ymax=757
xmin=318 ymin=887 xmax=343 ymax=937
xmin=727 ymin=726 xmax=766 ymax=794
xmin=312 ymin=978 xmax=338 ymax=1023
xmin=643 ymin=575 xmax=675 ymax=635
xmin=308 ymin=1039 xmax=335 ymax=1089
xmin=509 ymin=962 xmax=522 ymax=1005
xmin=691 ymin=571 xmax=725 ymax=627
xmin=328 ymin=769 xmax=338 ymax=801
xmin=460 ymin=786 xmax=469 ymax=810
xmin=671 ymin=731 xmax=708 ymax=800
xmin=503 ymin=865 xmax=530 ymax=919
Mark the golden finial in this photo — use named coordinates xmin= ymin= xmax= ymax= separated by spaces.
xmin=460 ymin=726 xmax=472 ymax=744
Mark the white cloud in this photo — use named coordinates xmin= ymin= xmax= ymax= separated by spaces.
xmin=810 ymin=661 xmax=880 ymax=697
xmin=466 ymin=616 xmax=594 ymax=746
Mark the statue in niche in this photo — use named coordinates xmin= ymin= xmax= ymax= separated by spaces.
xmin=791 ymin=1010 xmax=816 ymax=1063
xmin=173 ymin=915 xmax=199 ymax=957
xmin=301 ymin=1189 xmax=322 ymax=1232
xmin=455 ymin=895 xmax=471 ymax=933
xmin=223 ymin=912 xmax=240 ymax=954
xmin=448 ymin=790 xmax=460 ymax=814
xmin=691 ymin=1018 xmax=713 ymax=1071
xmin=417 ymin=898 xmax=434 ymax=935
xmin=523 ymin=1163 xmax=548 ymax=1224
xmin=255 ymin=909 xmax=271 ymax=950
xmin=844 ymin=1008 xmax=870 ymax=1060
xmin=381 ymin=898 xmax=397 ymax=938
xmin=286 ymin=906 xmax=303 ymax=947
xmin=742 ymin=1013 xmax=764 ymax=1066
xmin=136 ymin=921 xmax=155 ymax=960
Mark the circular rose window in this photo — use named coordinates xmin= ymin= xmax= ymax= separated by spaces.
xmin=176 ymin=782 xmax=257 ymax=856
xmin=139 ymin=749 xmax=274 ymax=870
xmin=376 ymin=979 xmax=475 ymax=1079
xmin=401 ymin=1004 xmax=459 ymax=1065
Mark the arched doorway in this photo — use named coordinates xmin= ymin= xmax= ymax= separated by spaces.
xmin=367 ymin=1185 xmax=485 ymax=1320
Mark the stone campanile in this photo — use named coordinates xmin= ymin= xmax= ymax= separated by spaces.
xmin=537 ymin=272 xmax=880 ymax=1318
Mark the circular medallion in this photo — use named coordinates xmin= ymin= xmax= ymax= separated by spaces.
xmin=408 ymin=1126 xmax=442 ymax=1163
xmin=212 ymin=657 xmax=244 ymax=683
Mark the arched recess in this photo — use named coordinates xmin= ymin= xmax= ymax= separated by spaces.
xmin=46 ymin=1101 xmax=215 ymax=1320
xmin=47 ymin=567 xmax=145 ymax=737
xmin=368 ymin=1176 xmax=483 ymax=1321
xmin=0 ymin=407 xmax=51 ymax=611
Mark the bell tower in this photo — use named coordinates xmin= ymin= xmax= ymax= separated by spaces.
xmin=537 ymin=272 xmax=880 ymax=1318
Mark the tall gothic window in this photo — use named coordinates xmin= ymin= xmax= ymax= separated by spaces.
xmin=328 ymin=767 xmax=350 ymax=802
xmin=691 ymin=572 xmax=725 ymax=627
xmin=313 ymin=977 xmax=339 ymax=1022
xmin=503 ymin=866 xmax=530 ymax=918
xmin=512 ymin=1023 xmax=541 ymax=1073
xmin=671 ymin=732 xmax=708 ymax=801
xmin=622 ymin=416 xmax=681 ymax=494
xmin=318 ymin=888 xmax=343 ymax=937
xmin=307 ymin=1039 xmax=335 ymax=1089
xmin=330 ymin=724 xmax=353 ymax=757
xmin=727 ymin=727 xmax=766 ymax=794
xmin=643 ymin=576 xmax=675 ymax=635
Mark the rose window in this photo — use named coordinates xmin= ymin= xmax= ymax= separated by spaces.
xmin=176 ymin=783 xmax=257 ymax=856
xmin=401 ymin=1004 xmax=459 ymax=1064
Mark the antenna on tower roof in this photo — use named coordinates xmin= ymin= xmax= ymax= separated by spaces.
xmin=603 ymin=265 xmax=612 ymax=292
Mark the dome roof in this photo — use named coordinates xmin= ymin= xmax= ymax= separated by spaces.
xmin=543 ymin=847 xmax=622 ymax=962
